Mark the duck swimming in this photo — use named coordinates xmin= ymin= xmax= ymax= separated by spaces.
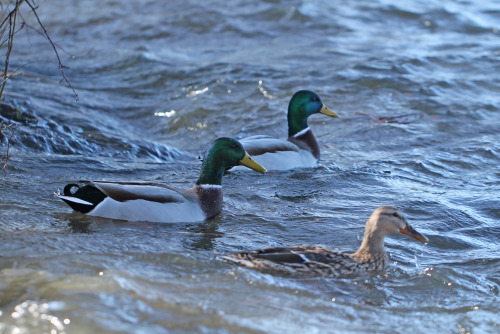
xmin=55 ymin=137 xmax=266 ymax=223
xmin=220 ymin=206 xmax=428 ymax=277
xmin=235 ymin=90 xmax=339 ymax=171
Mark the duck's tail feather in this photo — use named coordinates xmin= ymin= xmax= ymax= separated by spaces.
xmin=56 ymin=194 xmax=93 ymax=206
xmin=55 ymin=183 xmax=107 ymax=214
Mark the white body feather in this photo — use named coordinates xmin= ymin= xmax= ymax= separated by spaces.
xmin=231 ymin=150 xmax=317 ymax=171
xmin=89 ymin=197 xmax=206 ymax=223
xmin=231 ymin=135 xmax=317 ymax=171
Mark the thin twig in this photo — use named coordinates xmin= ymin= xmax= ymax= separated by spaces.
xmin=20 ymin=19 xmax=94 ymax=59
xmin=356 ymin=111 xmax=419 ymax=124
xmin=0 ymin=0 xmax=20 ymax=104
xmin=0 ymin=2 xmax=23 ymax=53
xmin=0 ymin=1 xmax=24 ymax=28
xmin=1 ymin=62 xmax=28 ymax=85
xmin=1 ymin=122 xmax=17 ymax=176
xmin=24 ymin=0 xmax=78 ymax=101
xmin=0 ymin=21 xmax=24 ymax=49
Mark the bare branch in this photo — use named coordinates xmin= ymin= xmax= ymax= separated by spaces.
xmin=0 ymin=1 xmax=24 ymax=28
xmin=0 ymin=0 xmax=20 ymax=104
xmin=1 ymin=122 xmax=17 ymax=177
xmin=1 ymin=62 xmax=28 ymax=86
xmin=0 ymin=22 xmax=25 ymax=50
xmin=18 ymin=18 xmax=94 ymax=59
xmin=24 ymin=0 xmax=79 ymax=101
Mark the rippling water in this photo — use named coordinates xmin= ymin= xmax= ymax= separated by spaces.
xmin=1 ymin=0 xmax=499 ymax=333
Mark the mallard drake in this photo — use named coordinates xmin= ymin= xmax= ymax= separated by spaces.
xmin=235 ymin=90 xmax=339 ymax=171
xmin=55 ymin=137 xmax=266 ymax=223
xmin=220 ymin=206 xmax=428 ymax=277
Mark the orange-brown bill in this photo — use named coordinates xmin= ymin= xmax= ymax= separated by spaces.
xmin=400 ymin=223 xmax=429 ymax=243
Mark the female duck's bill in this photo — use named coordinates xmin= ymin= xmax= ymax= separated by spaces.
xmin=220 ymin=206 xmax=428 ymax=277
xmin=55 ymin=137 xmax=266 ymax=223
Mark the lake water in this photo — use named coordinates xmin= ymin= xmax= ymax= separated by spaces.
xmin=1 ymin=0 xmax=499 ymax=333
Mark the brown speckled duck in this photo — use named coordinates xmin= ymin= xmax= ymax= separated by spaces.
xmin=220 ymin=206 xmax=428 ymax=277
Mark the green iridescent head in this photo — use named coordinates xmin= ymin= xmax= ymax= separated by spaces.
xmin=197 ymin=137 xmax=266 ymax=185
xmin=287 ymin=90 xmax=339 ymax=137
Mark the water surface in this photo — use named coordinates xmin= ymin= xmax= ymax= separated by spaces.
xmin=1 ymin=0 xmax=499 ymax=333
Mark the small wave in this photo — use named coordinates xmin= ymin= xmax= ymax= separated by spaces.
xmin=1 ymin=101 xmax=189 ymax=161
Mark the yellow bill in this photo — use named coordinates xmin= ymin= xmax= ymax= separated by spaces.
xmin=320 ymin=104 xmax=339 ymax=118
xmin=400 ymin=223 xmax=429 ymax=243
xmin=239 ymin=152 xmax=267 ymax=173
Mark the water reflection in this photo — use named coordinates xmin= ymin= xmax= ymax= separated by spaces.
xmin=2 ymin=0 xmax=500 ymax=331
xmin=65 ymin=214 xmax=95 ymax=233
xmin=0 ymin=300 xmax=69 ymax=334
xmin=63 ymin=214 xmax=225 ymax=251
xmin=182 ymin=218 xmax=225 ymax=251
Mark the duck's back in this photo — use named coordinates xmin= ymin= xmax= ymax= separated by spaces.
xmin=221 ymin=245 xmax=365 ymax=277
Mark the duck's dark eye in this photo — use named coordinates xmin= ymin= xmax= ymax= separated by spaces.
xmin=311 ymin=97 xmax=319 ymax=102
xmin=392 ymin=212 xmax=400 ymax=218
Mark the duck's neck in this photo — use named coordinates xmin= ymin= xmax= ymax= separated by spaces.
xmin=193 ymin=156 xmax=225 ymax=218
xmin=288 ymin=127 xmax=320 ymax=160
xmin=351 ymin=232 xmax=388 ymax=269
xmin=288 ymin=109 xmax=309 ymax=138
xmin=193 ymin=184 xmax=223 ymax=219
xmin=196 ymin=160 xmax=224 ymax=186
